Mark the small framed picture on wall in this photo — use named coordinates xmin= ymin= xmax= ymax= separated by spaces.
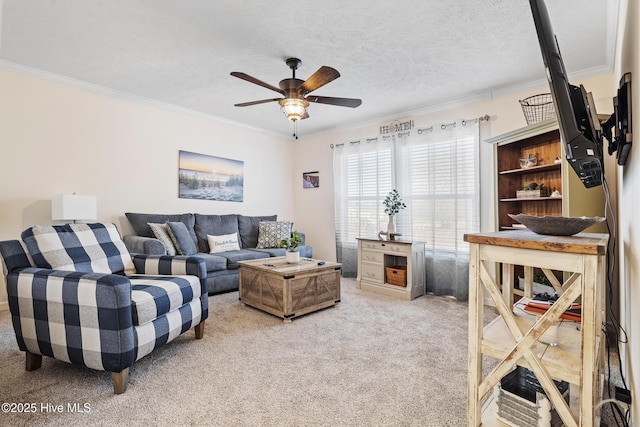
xmin=303 ymin=171 xmax=319 ymax=188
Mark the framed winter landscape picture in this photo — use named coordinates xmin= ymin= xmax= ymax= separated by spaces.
xmin=178 ymin=150 xmax=244 ymax=202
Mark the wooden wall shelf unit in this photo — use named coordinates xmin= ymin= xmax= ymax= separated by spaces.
xmin=356 ymin=238 xmax=425 ymax=300
xmin=486 ymin=118 xmax=605 ymax=232
xmin=464 ymin=230 xmax=608 ymax=427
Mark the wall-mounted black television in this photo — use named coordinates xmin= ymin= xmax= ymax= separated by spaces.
xmin=529 ymin=0 xmax=633 ymax=187
xmin=528 ymin=0 xmax=605 ymax=188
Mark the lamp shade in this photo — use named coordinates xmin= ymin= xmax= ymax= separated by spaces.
xmin=52 ymin=194 xmax=97 ymax=221
xmin=279 ymin=98 xmax=309 ymax=121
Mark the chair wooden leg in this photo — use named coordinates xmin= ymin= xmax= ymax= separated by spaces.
xmin=195 ymin=321 xmax=205 ymax=339
xmin=112 ymin=368 xmax=129 ymax=394
xmin=25 ymin=351 xmax=42 ymax=371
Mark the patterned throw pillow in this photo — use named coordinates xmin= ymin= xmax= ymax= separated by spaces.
xmin=21 ymin=222 xmax=135 ymax=275
xmin=256 ymin=221 xmax=293 ymax=249
xmin=166 ymin=221 xmax=198 ymax=256
xmin=148 ymin=222 xmax=177 ymax=256
xmin=207 ymin=233 xmax=240 ymax=253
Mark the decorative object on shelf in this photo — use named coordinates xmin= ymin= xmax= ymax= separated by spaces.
xmin=550 ymin=189 xmax=561 ymax=198
xmin=519 ymin=154 xmax=538 ymax=169
xmin=382 ymin=189 xmax=406 ymax=235
xmin=518 ymin=93 xmax=556 ymax=125
xmin=554 ymin=156 xmax=562 ymax=164
xmin=508 ymin=213 xmax=606 ymax=236
xmin=496 ymin=366 xmax=569 ymax=426
xmin=516 ymin=182 xmax=548 ymax=199
xmin=279 ymin=230 xmax=303 ymax=263
xmin=378 ymin=231 xmax=402 ymax=241
xmin=386 ymin=266 xmax=407 ymax=287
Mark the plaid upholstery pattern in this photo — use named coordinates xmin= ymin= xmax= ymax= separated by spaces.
xmin=1 ymin=234 xmax=209 ymax=376
xmin=22 ymin=223 xmax=135 ymax=276
xmin=130 ymin=275 xmax=201 ymax=326
xmin=6 ymin=268 xmax=135 ymax=372
xmin=0 ymin=240 xmax=32 ymax=273
xmin=132 ymin=255 xmax=208 ymax=320
xmin=134 ymin=299 xmax=202 ymax=361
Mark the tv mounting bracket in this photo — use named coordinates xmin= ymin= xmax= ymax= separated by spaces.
xmin=602 ymin=72 xmax=632 ymax=166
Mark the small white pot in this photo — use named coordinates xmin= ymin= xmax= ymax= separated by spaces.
xmin=286 ymin=251 xmax=300 ymax=264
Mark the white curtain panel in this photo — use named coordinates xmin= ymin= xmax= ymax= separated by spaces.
xmin=333 ymin=120 xmax=480 ymax=300
xmin=396 ymin=122 xmax=480 ymax=300
xmin=333 ymin=138 xmax=394 ymax=277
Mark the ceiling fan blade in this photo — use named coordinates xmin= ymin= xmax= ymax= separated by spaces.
xmin=234 ymin=98 xmax=281 ymax=107
xmin=307 ymin=96 xmax=362 ymax=108
xmin=230 ymin=72 xmax=284 ymax=95
xmin=298 ymin=66 xmax=340 ymax=94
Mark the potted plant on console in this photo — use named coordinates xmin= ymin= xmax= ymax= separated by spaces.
xmin=383 ymin=189 xmax=406 ymax=235
xmin=280 ymin=231 xmax=303 ymax=263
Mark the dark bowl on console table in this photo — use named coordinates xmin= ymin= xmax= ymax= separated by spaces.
xmin=508 ymin=214 xmax=606 ymax=236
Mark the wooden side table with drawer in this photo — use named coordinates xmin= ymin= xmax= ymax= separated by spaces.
xmin=356 ymin=238 xmax=425 ymax=300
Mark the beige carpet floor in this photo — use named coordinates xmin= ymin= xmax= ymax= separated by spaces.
xmin=0 ymin=278 xmax=622 ymax=426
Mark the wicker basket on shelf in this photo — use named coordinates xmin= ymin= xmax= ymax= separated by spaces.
xmin=519 ymin=93 xmax=556 ymax=125
xmin=386 ymin=266 xmax=407 ymax=287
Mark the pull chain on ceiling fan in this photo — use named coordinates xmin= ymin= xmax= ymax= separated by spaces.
xmin=231 ymin=57 xmax=362 ymax=135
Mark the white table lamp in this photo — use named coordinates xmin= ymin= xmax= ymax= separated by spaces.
xmin=52 ymin=194 xmax=97 ymax=222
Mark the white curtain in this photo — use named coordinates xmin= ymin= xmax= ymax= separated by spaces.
xmin=396 ymin=122 xmax=480 ymax=300
xmin=333 ymin=120 xmax=480 ymax=300
xmin=333 ymin=138 xmax=394 ymax=277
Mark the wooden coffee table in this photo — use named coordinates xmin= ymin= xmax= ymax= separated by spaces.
xmin=238 ymin=257 xmax=341 ymax=323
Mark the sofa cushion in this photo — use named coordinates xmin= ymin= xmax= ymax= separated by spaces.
xmin=215 ymin=249 xmax=270 ymax=269
xmin=125 ymin=212 xmax=196 ymax=242
xmin=129 ymin=275 xmax=201 ymax=326
xmin=194 ymin=214 xmax=238 ymax=253
xmin=193 ymin=252 xmax=228 ymax=272
xmin=207 ymin=233 xmax=241 ymax=253
xmin=256 ymin=221 xmax=293 ymax=249
xmin=166 ymin=221 xmax=198 ymax=256
xmin=248 ymin=247 xmax=287 ymax=257
xmin=237 ymin=214 xmax=277 ymax=248
xmin=148 ymin=223 xmax=177 ymax=256
xmin=21 ymin=222 xmax=135 ymax=275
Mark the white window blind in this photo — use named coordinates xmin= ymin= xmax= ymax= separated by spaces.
xmin=397 ymin=129 xmax=479 ymax=253
xmin=334 ymin=143 xmax=393 ymax=246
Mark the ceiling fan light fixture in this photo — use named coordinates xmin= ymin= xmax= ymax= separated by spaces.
xmin=279 ymin=98 xmax=309 ymax=121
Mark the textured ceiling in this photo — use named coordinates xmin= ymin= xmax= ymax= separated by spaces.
xmin=0 ymin=0 xmax=618 ymax=138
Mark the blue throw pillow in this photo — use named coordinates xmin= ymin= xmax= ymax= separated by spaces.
xmin=166 ymin=221 xmax=198 ymax=256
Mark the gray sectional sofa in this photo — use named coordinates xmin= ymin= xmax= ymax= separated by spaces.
xmin=123 ymin=213 xmax=312 ymax=294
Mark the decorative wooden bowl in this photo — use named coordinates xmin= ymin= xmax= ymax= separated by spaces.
xmin=508 ymin=214 xmax=605 ymax=236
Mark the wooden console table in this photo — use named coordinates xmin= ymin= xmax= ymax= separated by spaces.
xmin=464 ymin=230 xmax=608 ymax=427
xmin=356 ymin=238 xmax=425 ymax=300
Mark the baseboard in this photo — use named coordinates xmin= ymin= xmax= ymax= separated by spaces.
xmin=0 ymin=301 xmax=8 ymax=312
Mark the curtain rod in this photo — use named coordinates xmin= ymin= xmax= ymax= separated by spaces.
xmin=417 ymin=114 xmax=491 ymax=134
xmin=331 ymin=114 xmax=491 ymax=148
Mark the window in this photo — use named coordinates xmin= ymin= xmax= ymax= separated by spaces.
xmin=334 ymin=121 xmax=480 ymax=299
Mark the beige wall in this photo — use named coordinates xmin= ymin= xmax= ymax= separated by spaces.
xmin=615 ymin=0 xmax=639 ymax=422
xmin=0 ymin=67 xmax=295 ymax=310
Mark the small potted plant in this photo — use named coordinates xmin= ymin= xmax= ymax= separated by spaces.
xmin=279 ymin=230 xmax=303 ymax=263
xmin=383 ymin=189 xmax=406 ymax=234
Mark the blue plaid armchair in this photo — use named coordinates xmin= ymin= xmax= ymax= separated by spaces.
xmin=0 ymin=222 xmax=208 ymax=394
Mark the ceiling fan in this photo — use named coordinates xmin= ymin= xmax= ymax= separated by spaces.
xmin=230 ymin=58 xmax=362 ymax=123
